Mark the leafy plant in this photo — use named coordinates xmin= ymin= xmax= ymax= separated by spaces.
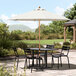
xmin=63 ymin=42 xmax=70 ymax=46
xmin=54 ymin=42 xmax=62 ymax=49
xmin=0 ymin=65 xmax=12 ymax=76
xmin=71 ymin=43 xmax=76 ymax=49
xmin=0 ymin=48 xmax=9 ymax=56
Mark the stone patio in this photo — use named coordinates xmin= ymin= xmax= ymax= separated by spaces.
xmin=0 ymin=50 xmax=76 ymax=76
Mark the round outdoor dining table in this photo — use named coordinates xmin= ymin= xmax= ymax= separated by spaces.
xmin=25 ymin=48 xmax=55 ymax=68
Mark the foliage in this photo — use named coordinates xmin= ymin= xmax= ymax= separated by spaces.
xmin=17 ymin=42 xmax=27 ymax=49
xmin=10 ymin=30 xmax=37 ymax=40
xmin=71 ymin=43 xmax=76 ymax=49
xmin=47 ymin=34 xmax=64 ymax=39
xmin=0 ymin=48 xmax=24 ymax=56
xmin=35 ymin=21 xmax=65 ymax=35
xmin=63 ymin=42 xmax=70 ymax=46
xmin=0 ymin=23 xmax=9 ymax=39
xmin=66 ymin=27 xmax=73 ymax=39
xmin=49 ymin=21 xmax=65 ymax=34
xmin=54 ymin=42 xmax=62 ymax=49
xmin=0 ymin=62 xmax=26 ymax=76
xmin=0 ymin=65 xmax=12 ymax=76
xmin=64 ymin=3 xmax=76 ymax=19
xmin=0 ymin=23 xmax=13 ymax=49
xmin=10 ymin=30 xmax=25 ymax=40
xmin=12 ymin=41 xmax=27 ymax=48
xmin=24 ymin=31 xmax=36 ymax=40
xmin=0 ymin=38 xmax=13 ymax=49
xmin=35 ymin=24 xmax=46 ymax=33
xmin=35 ymin=21 xmax=65 ymax=39
xmin=0 ymin=48 xmax=9 ymax=56
xmin=27 ymin=44 xmax=43 ymax=48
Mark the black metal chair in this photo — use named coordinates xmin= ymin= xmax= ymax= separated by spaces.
xmin=46 ymin=45 xmax=54 ymax=49
xmin=46 ymin=45 xmax=55 ymax=55
xmin=51 ymin=46 xmax=70 ymax=69
xmin=12 ymin=47 xmax=19 ymax=69
xmin=23 ymin=48 xmax=44 ymax=73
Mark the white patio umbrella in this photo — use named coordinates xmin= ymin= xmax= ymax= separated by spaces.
xmin=10 ymin=6 xmax=69 ymax=50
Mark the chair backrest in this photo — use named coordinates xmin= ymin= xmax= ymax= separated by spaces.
xmin=12 ymin=47 xmax=19 ymax=57
xmin=46 ymin=45 xmax=54 ymax=49
xmin=23 ymin=48 xmax=32 ymax=57
xmin=61 ymin=46 xmax=70 ymax=56
xmin=46 ymin=45 xmax=54 ymax=54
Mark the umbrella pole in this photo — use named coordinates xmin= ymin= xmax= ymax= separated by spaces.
xmin=39 ymin=19 xmax=40 ymax=50
xmin=38 ymin=19 xmax=40 ymax=67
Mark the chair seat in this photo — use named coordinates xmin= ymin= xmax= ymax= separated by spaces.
xmin=36 ymin=56 xmax=43 ymax=60
xmin=61 ymin=54 xmax=67 ymax=57
xmin=27 ymin=56 xmax=36 ymax=59
xmin=26 ymin=55 xmax=43 ymax=60
xmin=40 ymin=53 xmax=45 ymax=56
xmin=52 ymin=54 xmax=61 ymax=58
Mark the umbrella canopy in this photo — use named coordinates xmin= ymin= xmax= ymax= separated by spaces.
xmin=10 ymin=6 xmax=69 ymax=49
xmin=10 ymin=6 xmax=69 ymax=21
xmin=64 ymin=19 xmax=76 ymax=26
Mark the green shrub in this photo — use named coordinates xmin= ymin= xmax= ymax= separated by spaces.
xmin=7 ymin=49 xmax=15 ymax=56
xmin=17 ymin=49 xmax=24 ymax=55
xmin=0 ymin=38 xmax=13 ymax=49
xmin=27 ymin=44 xmax=43 ymax=48
xmin=12 ymin=41 xmax=27 ymax=48
xmin=63 ymin=42 xmax=70 ymax=46
xmin=17 ymin=42 xmax=27 ymax=49
xmin=0 ymin=41 xmax=27 ymax=56
xmin=54 ymin=42 xmax=62 ymax=49
xmin=0 ymin=48 xmax=9 ymax=56
xmin=58 ymin=34 xmax=64 ymax=39
xmin=71 ymin=43 xmax=76 ymax=49
xmin=0 ymin=65 xmax=11 ymax=76
xmin=0 ymin=62 xmax=26 ymax=76
xmin=10 ymin=33 xmax=23 ymax=40
xmin=47 ymin=34 xmax=58 ymax=39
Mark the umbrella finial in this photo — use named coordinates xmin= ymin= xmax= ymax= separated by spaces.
xmin=36 ymin=6 xmax=41 ymax=10
xmin=38 ymin=6 xmax=41 ymax=8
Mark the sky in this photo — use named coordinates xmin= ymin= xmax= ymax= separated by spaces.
xmin=0 ymin=0 xmax=76 ymax=29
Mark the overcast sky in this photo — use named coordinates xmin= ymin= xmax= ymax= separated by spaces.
xmin=0 ymin=0 xmax=76 ymax=29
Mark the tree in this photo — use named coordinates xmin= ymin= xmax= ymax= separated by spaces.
xmin=49 ymin=21 xmax=65 ymax=34
xmin=35 ymin=24 xmax=46 ymax=33
xmin=0 ymin=23 xmax=9 ymax=39
xmin=64 ymin=3 xmax=76 ymax=19
xmin=0 ymin=23 xmax=12 ymax=49
xmin=10 ymin=30 xmax=25 ymax=40
xmin=11 ymin=30 xmax=24 ymax=34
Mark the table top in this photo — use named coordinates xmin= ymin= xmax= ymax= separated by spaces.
xmin=25 ymin=48 xmax=56 ymax=51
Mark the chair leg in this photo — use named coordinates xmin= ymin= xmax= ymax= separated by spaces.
xmin=36 ymin=59 xmax=38 ymax=66
xmin=15 ymin=57 xmax=16 ymax=61
xmin=24 ymin=58 xmax=27 ymax=68
xmin=29 ymin=59 xmax=30 ymax=68
xmin=17 ymin=57 xmax=19 ymax=70
xmin=42 ymin=59 xmax=43 ymax=66
xmin=60 ymin=57 xmax=62 ymax=67
xmin=39 ymin=58 xmax=41 ymax=67
xmin=31 ymin=67 xmax=32 ymax=73
xmin=41 ymin=59 xmax=43 ymax=70
xmin=58 ymin=58 xmax=59 ymax=69
xmin=51 ymin=57 xmax=54 ymax=68
xmin=67 ymin=56 xmax=70 ymax=68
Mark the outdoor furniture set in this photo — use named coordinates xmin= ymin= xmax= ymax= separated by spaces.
xmin=13 ymin=45 xmax=70 ymax=72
